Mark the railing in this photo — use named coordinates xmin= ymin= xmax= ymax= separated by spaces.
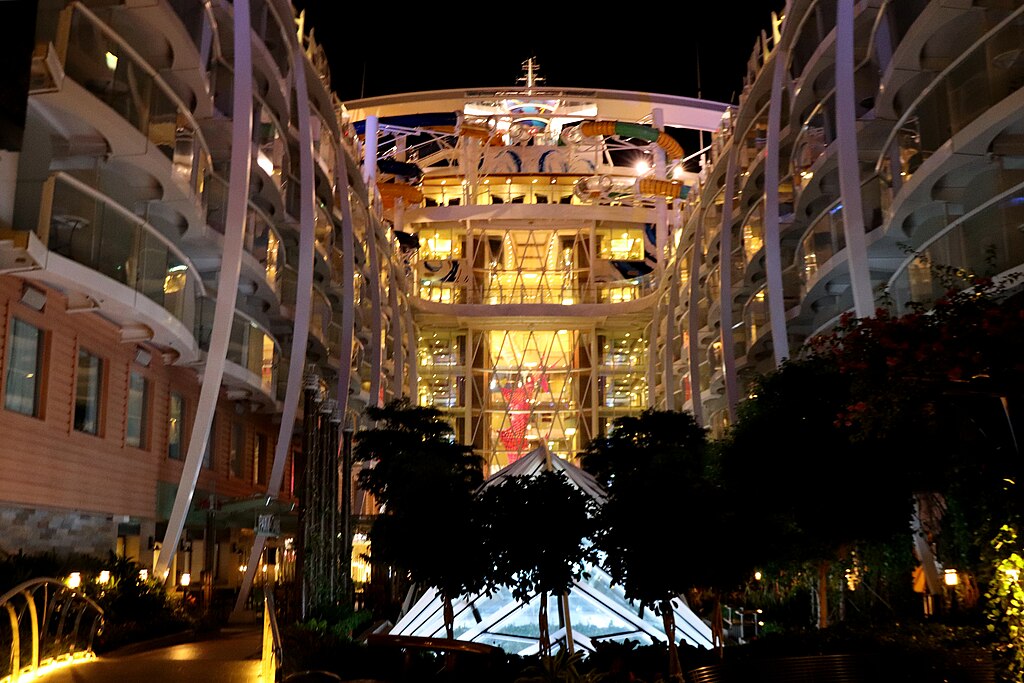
xmin=195 ymin=298 xmax=280 ymax=398
xmin=0 ymin=578 xmax=104 ymax=682
xmin=260 ymin=585 xmax=283 ymax=683
xmin=40 ymin=173 xmax=203 ymax=329
xmin=874 ymin=4 xmax=1024 ymax=188
xmin=58 ymin=2 xmax=212 ymax=202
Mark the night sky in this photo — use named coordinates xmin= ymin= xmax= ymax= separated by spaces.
xmin=292 ymin=2 xmax=787 ymax=107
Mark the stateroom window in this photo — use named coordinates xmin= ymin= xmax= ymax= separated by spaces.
xmin=231 ymin=422 xmax=245 ymax=478
xmin=126 ymin=372 xmax=148 ymax=448
xmin=4 ymin=318 xmax=44 ymax=417
xmin=74 ymin=349 xmax=103 ymax=434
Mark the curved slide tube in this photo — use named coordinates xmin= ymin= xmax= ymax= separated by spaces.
xmin=577 ymin=121 xmax=684 ymax=160
xmin=637 ymin=177 xmax=690 ymax=200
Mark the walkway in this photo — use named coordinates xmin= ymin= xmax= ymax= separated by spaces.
xmin=38 ymin=625 xmax=263 ymax=683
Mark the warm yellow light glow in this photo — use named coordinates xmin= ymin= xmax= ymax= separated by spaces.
xmin=180 ymin=572 xmax=191 ymax=587
xmin=139 ymin=569 xmax=149 ymax=581
xmin=257 ymin=152 xmax=275 ymax=176
xmin=565 ymin=427 xmax=577 ymax=436
xmin=672 ymin=165 xmax=686 ymax=180
xmin=239 ymin=565 xmax=248 ymax=573
xmin=944 ymin=568 xmax=959 ymax=586
xmin=98 ymin=570 xmax=110 ymax=584
xmin=67 ymin=572 xmax=81 ymax=589
xmin=1004 ymin=567 xmax=1020 ymax=582
xmin=104 ymin=51 xmax=118 ymax=71
xmin=754 ymin=571 xmax=762 ymax=581
xmin=635 ymin=160 xmax=651 ymax=175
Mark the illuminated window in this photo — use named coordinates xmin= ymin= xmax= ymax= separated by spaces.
xmin=168 ymin=392 xmax=184 ymax=459
xmin=126 ymin=372 xmax=148 ymax=448
xmin=74 ymin=350 xmax=103 ymax=435
xmin=4 ymin=318 xmax=43 ymax=417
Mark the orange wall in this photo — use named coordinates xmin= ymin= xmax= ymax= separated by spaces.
xmin=0 ymin=276 xmax=297 ymax=522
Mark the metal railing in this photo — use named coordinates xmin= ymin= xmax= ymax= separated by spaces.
xmin=0 ymin=578 xmax=104 ymax=682
xmin=260 ymin=585 xmax=283 ymax=683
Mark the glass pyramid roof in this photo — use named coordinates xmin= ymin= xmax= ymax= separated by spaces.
xmin=390 ymin=447 xmax=715 ymax=655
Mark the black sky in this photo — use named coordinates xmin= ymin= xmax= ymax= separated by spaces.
xmin=293 ymin=2 xmax=786 ymax=106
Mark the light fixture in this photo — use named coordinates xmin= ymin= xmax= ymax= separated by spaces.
xmin=944 ymin=568 xmax=959 ymax=586
xmin=98 ymin=570 xmax=110 ymax=584
xmin=754 ymin=571 xmax=762 ymax=581
xmin=135 ymin=348 xmax=152 ymax=367
xmin=179 ymin=572 xmax=191 ymax=587
xmin=20 ymin=285 xmax=46 ymax=311
xmin=67 ymin=572 xmax=82 ymax=589
xmin=139 ymin=569 xmax=149 ymax=581
xmin=635 ymin=160 xmax=651 ymax=175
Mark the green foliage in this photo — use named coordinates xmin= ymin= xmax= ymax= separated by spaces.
xmin=355 ymin=397 xmax=488 ymax=607
xmin=514 ymin=649 xmax=603 ymax=683
xmin=583 ymin=409 xmax=743 ymax=604
xmin=478 ymin=470 xmax=598 ymax=602
xmin=720 ymin=358 xmax=912 ymax=573
xmin=984 ymin=525 xmax=1024 ymax=681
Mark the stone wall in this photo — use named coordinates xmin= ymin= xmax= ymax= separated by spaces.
xmin=0 ymin=504 xmax=118 ymax=558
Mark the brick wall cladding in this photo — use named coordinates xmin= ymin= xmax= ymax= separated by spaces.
xmin=0 ymin=505 xmax=117 ymax=558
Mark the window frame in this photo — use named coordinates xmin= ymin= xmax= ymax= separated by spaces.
xmin=125 ymin=370 xmax=149 ymax=449
xmin=3 ymin=317 xmax=45 ymax=418
xmin=73 ymin=347 xmax=104 ymax=436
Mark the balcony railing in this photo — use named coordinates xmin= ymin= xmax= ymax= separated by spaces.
xmin=58 ymin=3 xmax=212 ymax=202
xmin=195 ymin=298 xmax=280 ymax=398
xmin=40 ymin=173 xmax=201 ymax=329
xmin=876 ymin=5 xmax=1024 ymax=192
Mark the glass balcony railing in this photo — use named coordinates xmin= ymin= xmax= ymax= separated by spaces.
xmin=203 ymin=172 xmax=284 ymax=293
xmin=741 ymin=201 xmax=765 ymax=266
xmin=195 ymin=298 xmax=279 ymax=398
xmin=59 ymin=4 xmax=211 ymax=201
xmin=877 ymin=6 xmax=1024 ymax=193
xmin=792 ymin=91 xmax=835 ymax=191
xmin=41 ymin=173 xmax=199 ymax=330
xmin=742 ymin=287 xmax=769 ymax=348
xmin=798 ymin=201 xmax=847 ymax=287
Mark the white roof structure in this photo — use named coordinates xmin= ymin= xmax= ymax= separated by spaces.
xmin=390 ymin=447 xmax=715 ymax=655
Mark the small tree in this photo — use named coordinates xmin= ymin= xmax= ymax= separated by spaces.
xmin=354 ymin=398 xmax=486 ymax=637
xmin=477 ymin=470 xmax=597 ymax=658
xmin=584 ymin=409 xmax=736 ymax=677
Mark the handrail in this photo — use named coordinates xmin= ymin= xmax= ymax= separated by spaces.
xmin=66 ymin=2 xmax=213 ymax=168
xmin=873 ymin=3 xmax=1024 ymax=177
xmin=0 ymin=577 xmax=105 ymax=683
xmin=46 ymin=172 xmax=208 ymax=297
xmin=261 ymin=584 xmax=283 ymax=683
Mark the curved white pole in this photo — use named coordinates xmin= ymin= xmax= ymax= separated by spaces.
xmin=687 ymin=219 xmax=704 ymax=426
xmin=334 ymin=147 xmax=357 ymax=423
xmin=234 ymin=40 xmax=317 ymax=617
xmin=156 ymin=0 xmax=253 ymax=580
xmin=836 ymin=0 xmax=875 ymax=318
xmin=763 ymin=46 xmax=791 ymax=366
xmin=718 ymin=144 xmax=741 ymax=423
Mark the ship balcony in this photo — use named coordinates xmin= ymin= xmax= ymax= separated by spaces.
xmin=194 ymin=297 xmax=282 ymax=408
xmin=46 ymin=3 xmax=211 ymax=210
xmin=19 ymin=172 xmax=201 ymax=361
xmin=202 ymin=172 xmax=286 ymax=307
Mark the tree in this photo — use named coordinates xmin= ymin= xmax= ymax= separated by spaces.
xmin=477 ymin=470 xmax=597 ymax=659
xmin=583 ymin=409 xmax=737 ymax=677
xmin=719 ymin=358 xmax=913 ymax=628
xmin=354 ymin=398 xmax=486 ymax=637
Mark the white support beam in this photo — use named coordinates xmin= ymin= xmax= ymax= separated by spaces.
xmin=763 ymin=48 xmax=791 ymax=366
xmin=156 ymin=0 xmax=253 ymax=580
xmin=718 ymin=143 xmax=741 ymax=423
xmin=234 ymin=37 xmax=317 ymax=618
xmin=836 ymin=0 xmax=875 ymax=318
